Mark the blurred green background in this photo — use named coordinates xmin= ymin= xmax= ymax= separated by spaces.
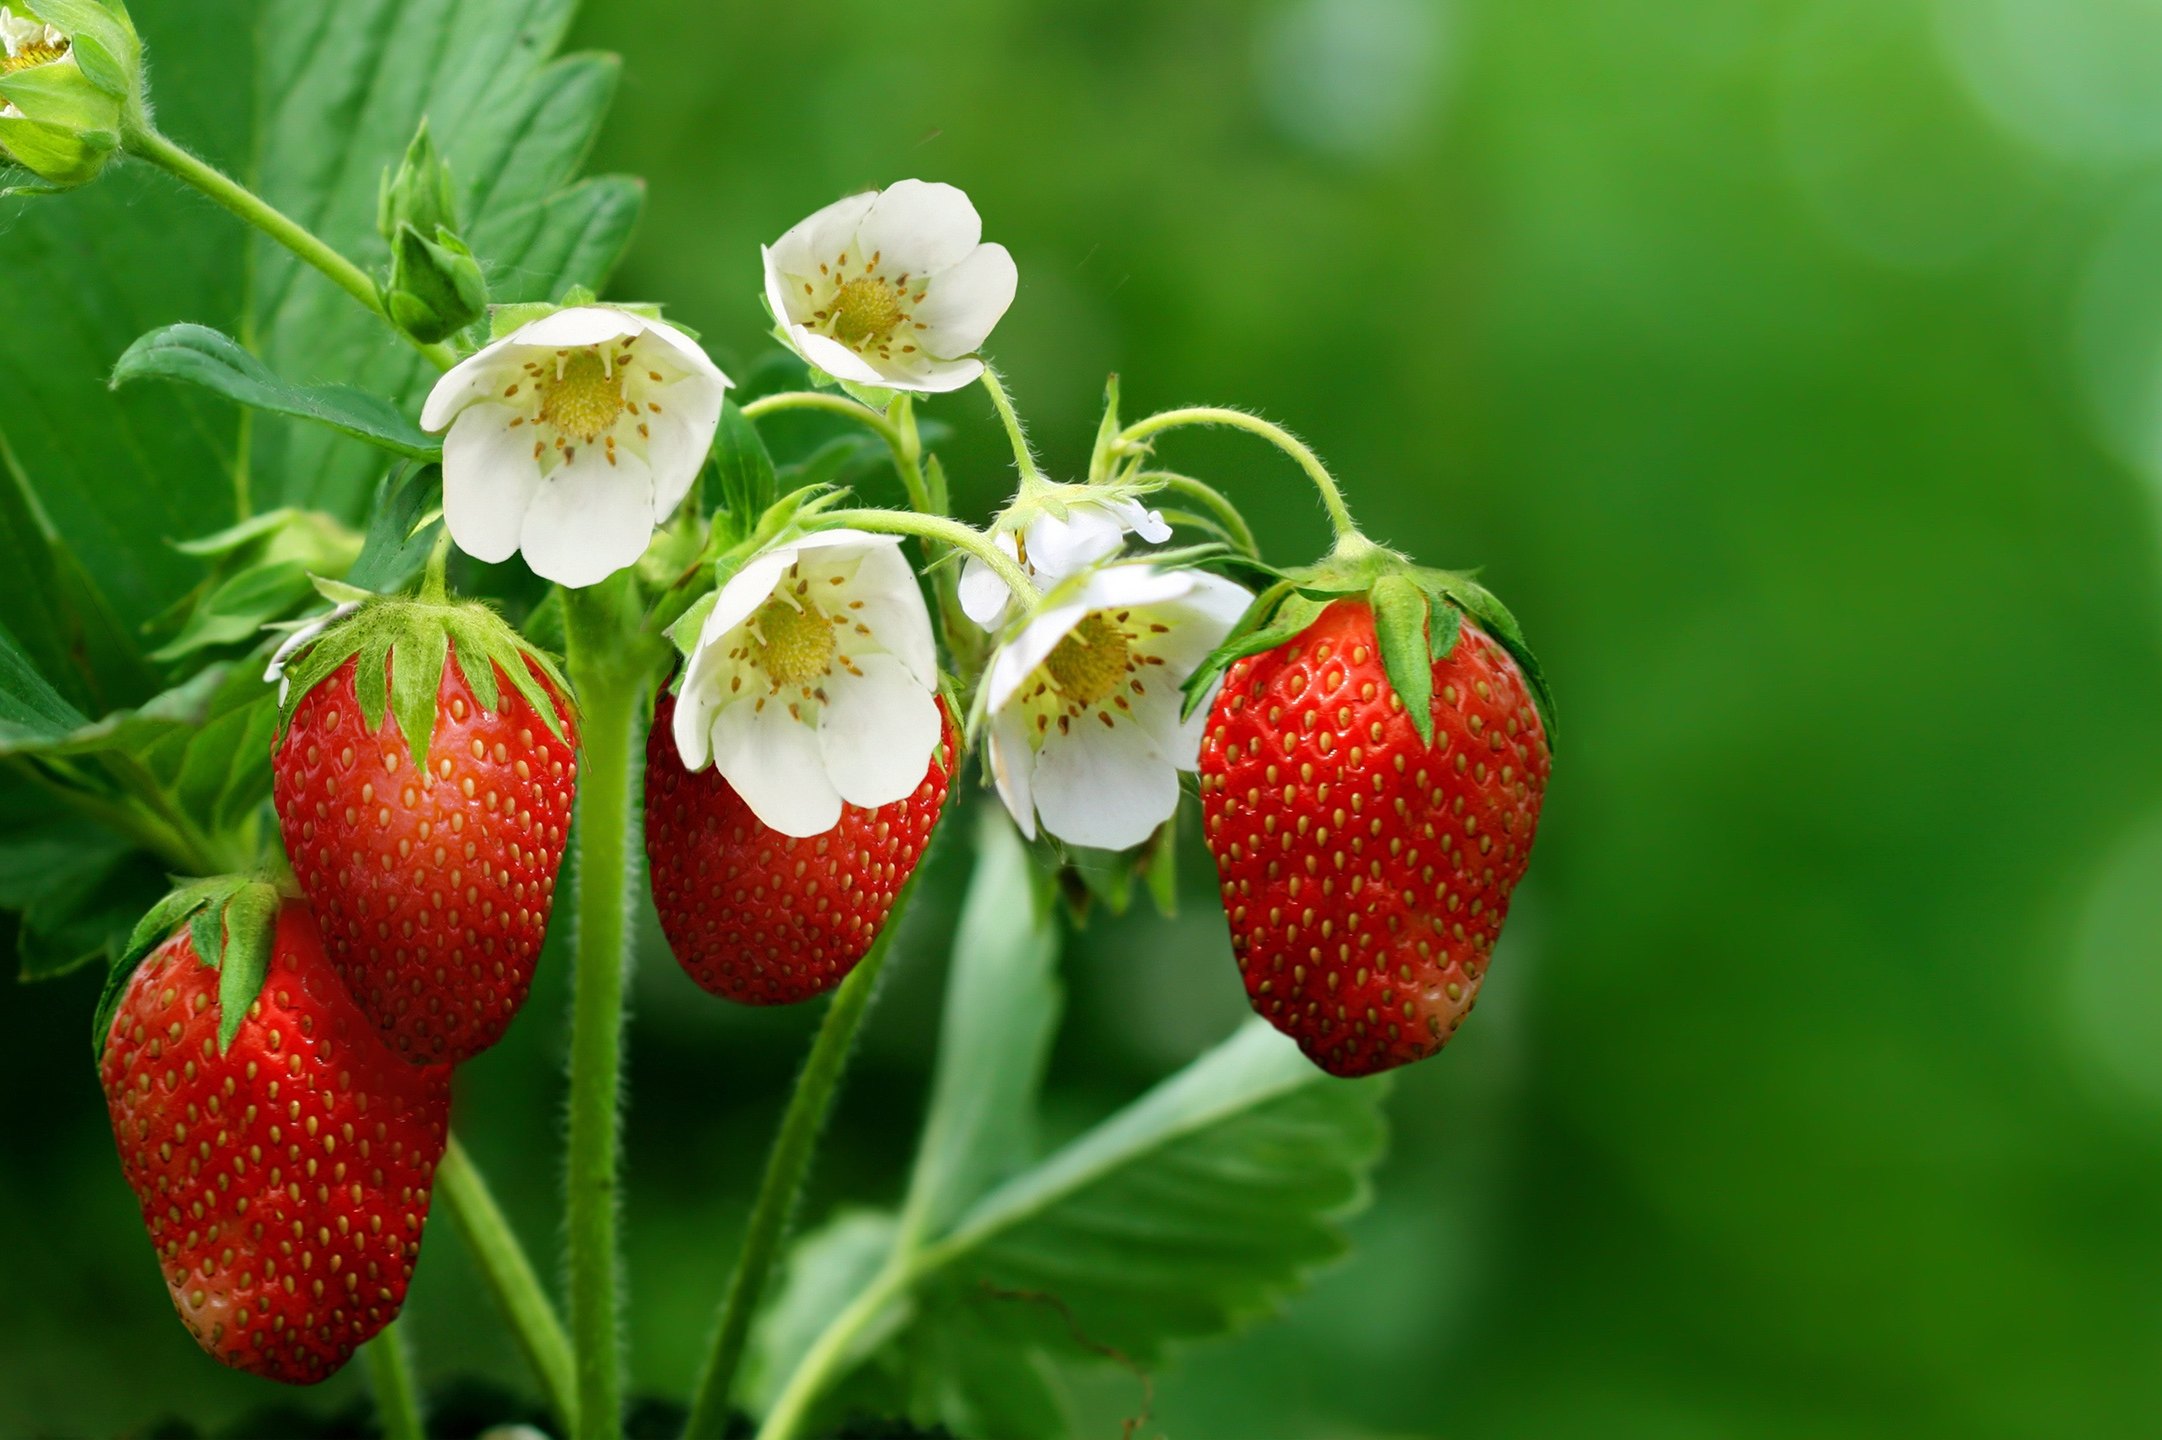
xmin=10 ymin=0 xmax=2162 ymax=1434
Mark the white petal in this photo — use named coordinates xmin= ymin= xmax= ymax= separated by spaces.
xmin=641 ymin=381 xmax=724 ymax=519
xmin=985 ymin=600 xmax=1090 ymax=714
xmin=1109 ymin=497 xmax=1173 ymax=545
xmin=421 ymin=339 xmax=524 ymax=432
xmin=1024 ymin=507 xmax=1127 ymax=581
xmin=1031 ymin=716 xmax=1179 ymax=851
xmin=819 ymin=653 xmax=940 ymax=811
xmin=1139 ymin=572 xmax=1255 ymax=672
xmin=763 ymin=244 xmax=806 ymax=327
xmin=769 ymin=191 xmax=879 ymax=284
xmin=514 ymin=305 xmax=646 ymax=350
xmin=709 ymin=699 xmax=845 ymax=838
xmin=854 ymin=179 xmax=983 ymax=278
xmin=1067 ymin=563 xmax=1196 ymax=615
xmin=639 ymin=317 xmax=731 ymax=388
xmin=987 ymin=703 xmax=1038 ymax=840
xmin=913 ymin=243 xmax=1018 ymax=358
xmin=817 ymin=536 xmax=937 ymax=688
xmin=879 ymin=353 xmax=984 ymax=395
xmin=441 ymin=402 xmax=544 ymax=564
xmin=958 ymin=536 xmax=1020 ymax=629
xmin=786 ymin=325 xmax=890 ymax=387
xmin=519 ymin=446 xmax=656 ymax=589
xmin=672 ymin=668 xmax=720 ymax=772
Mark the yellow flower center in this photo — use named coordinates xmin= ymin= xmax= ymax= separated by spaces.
xmin=830 ymin=276 xmax=905 ymax=346
xmin=0 ymin=35 xmax=63 ymax=74
xmin=1043 ymin=614 xmax=1133 ymax=709
xmin=536 ymin=349 xmax=627 ymax=445
xmin=752 ymin=597 xmax=837 ymax=689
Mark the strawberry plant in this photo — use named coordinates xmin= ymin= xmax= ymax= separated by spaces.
xmin=1 ymin=2 xmax=1552 ymax=1435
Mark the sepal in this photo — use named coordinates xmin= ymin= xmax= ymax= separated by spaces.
xmin=92 ymin=874 xmax=282 ymax=1061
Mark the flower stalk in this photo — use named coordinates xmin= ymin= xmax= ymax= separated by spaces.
xmin=1117 ymin=406 xmax=1358 ymax=543
xmin=680 ymin=922 xmax=902 ymax=1440
xmin=438 ymin=1136 xmax=579 ymax=1433
xmin=363 ymin=1322 xmax=425 ymax=1440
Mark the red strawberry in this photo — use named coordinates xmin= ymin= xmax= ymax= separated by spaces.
xmin=644 ymin=691 xmax=958 ymax=1004
xmin=98 ymin=892 xmax=451 ymax=1384
xmin=1199 ymin=596 xmax=1551 ymax=1077
xmin=272 ymin=599 xmax=577 ymax=1064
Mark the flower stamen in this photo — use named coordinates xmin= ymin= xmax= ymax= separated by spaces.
xmin=829 ymin=275 xmax=906 ymax=347
xmin=751 ymin=587 xmax=838 ymax=690
xmin=535 ymin=349 xmax=628 ymax=445
xmin=1043 ymin=613 xmax=1135 ymax=712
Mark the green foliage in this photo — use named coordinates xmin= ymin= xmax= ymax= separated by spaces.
xmin=112 ymin=324 xmax=442 ymax=462
xmin=747 ymin=819 xmax=1389 ymax=1437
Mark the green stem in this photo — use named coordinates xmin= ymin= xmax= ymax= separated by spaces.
xmin=125 ymin=126 xmax=458 ymax=371
xmin=978 ymin=366 xmax=1044 ymax=488
xmin=364 ymin=1322 xmax=425 ymax=1440
xmin=681 ymin=938 xmax=898 ymax=1440
xmin=883 ymin=395 xmax=935 ymax=516
xmin=561 ymin=578 xmax=660 ymax=1440
xmin=1140 ymin=471 xmax=1261 ymax=557
xmin=739 ymin=391 xmax=904 ymax=450
xmin=819 ymin=508 xmax=1040 ymax=606
xmin=1118 ymin=407 xmax=1358 ymax=542
xmin=439 ymin=1136 xmax=579 ymax=1434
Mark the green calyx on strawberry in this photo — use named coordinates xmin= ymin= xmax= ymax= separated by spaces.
xmin=1191 ymin=529 xmax=1555 ymax=1079
xmin=96 ymin=884 xmax=451 ymax=1383
xmin=268 ymin=570 xmax=579 ymax=1065
xmin=1183 ymin=532 xmax=1556 ymax=751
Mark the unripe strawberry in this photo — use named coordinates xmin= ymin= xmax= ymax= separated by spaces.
xmin=644 ymin=691 xmax=958 ymax=1004
xmin=270 ymin=592 xmax=577 ymax=1064
xmin=97 ymin=889 xmax=451 ymax=1384
xmin=1195 ymin=579 xmax=1552 ymax=1076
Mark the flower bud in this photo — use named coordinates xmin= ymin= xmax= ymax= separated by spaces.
xmin=0 ymin=1 xmax=139 ymax=193
xmin=377 ymin=119 xmax=457 ymax=244
xmin=384 ymin=221 xmax=488 ymax=344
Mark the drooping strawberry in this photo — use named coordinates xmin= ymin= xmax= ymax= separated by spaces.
xmin=270 ymin=586 xmax=577 ymax=1064
xmin=1192 ymin=549 xmax=1554 ymax=1077
xmin=95 ymin=881 xmax=452 ymax=1384
xmin=644 ymin=691 xmax=959 ymax=1004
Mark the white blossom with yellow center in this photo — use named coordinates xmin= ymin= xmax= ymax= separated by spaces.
xmin=958 ymin=494 xmax=1173 ymax=631
xmin=420 ymin=306 xmax=729 ymax=588
xmin=673 ymin=529 xmax=942 ymax=838
xmin=985 ymin=563 xmax=1251 ymax=851
xmin=762 ymin=180 xmax=1017 ymax=394
xmin=0 ymin=4 xmax=66 ymax=114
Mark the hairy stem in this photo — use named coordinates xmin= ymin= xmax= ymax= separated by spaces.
xmin=1119 ymin=407 xmax=1358 ymax=542
xmin=125 ymin=126 xmax=458 ymax=371
xmin=364 ymin=1322 xmax=425 ymax=1440
xmin=439 ymin=1136 xmax=579 ymax=1433
xmin=562 ymin=577 xmax=660 ymax=1440
xmin=739 ymin=390 xmax=905 ymax=451
xmin=681 ymin=935 xmax=899 ymax=1440
xmin=978 ymin=366 xmax=1044 ymax=487
xmin=818 ymin=508 xmax=1039 ymax=606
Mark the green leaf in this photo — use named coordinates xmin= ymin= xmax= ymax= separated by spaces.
xmin=1 ymin=820 xmax=158 ymax=981
xmin=345 ymin=464 xmax=444 ymax=595
xmin=252 ymin=5 xmax=642 ymax=519
xmin=708 ymin=399 xmax=779 ymax=527
xmin=0 ymin=618 xmax=91 ymax=749
xmin=753 ymin=1021 xmax=1390 ymax=1437
xmin=0 ymin=662 xmax=231 ymax=761
xmin=147 ymin=559 xmax=315 ymax=663
xmin=899 ymin=813 xmax=1064 ymax=1242
xmin=1369 ymin=573 xmax=1435 ymax=747
xmin=112 ymin=324 xmax=441 ymax=461
xmin=1428 ymin=598 xmax=1462 ymax=662
xmin=745 ymin=1211 xmax=906 ymax=1413
xmin=925 ymin=1022 xmax=1388 ymax=1362
xmin=135 ymin=661 xmax=281 ymax=834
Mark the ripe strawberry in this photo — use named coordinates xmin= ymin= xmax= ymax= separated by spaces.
xmin=644 ymin=691 xmax=959 ymax=1004
xmin=97 ymin=888 xmax=451 ymax=1384
xmin=271 ymin=595 xmax=577 ymax=1065
xmin=1198 ymin=593 xmax=1551 ymax=1077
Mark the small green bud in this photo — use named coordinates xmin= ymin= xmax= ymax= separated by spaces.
xmin=377 ymin=118 xmax=457 ymax=244
xmin=383 ymin=222 xmax=488 ymax=344
xmin=0 ymin=1 xmax=137 ymax=193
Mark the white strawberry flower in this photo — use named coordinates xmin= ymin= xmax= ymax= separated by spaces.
xmin=763 ymin=179 xmax=1017 ymax=395
xmin=985 ymin=563 xmax=1251 ymax=851
xmin=420 ymin=305 xmax=730 ymax=589
xmin=673 ymin=529 xmax=942 ymax=838
xmin=957 ymin=493 xmax=1173 ymax=631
